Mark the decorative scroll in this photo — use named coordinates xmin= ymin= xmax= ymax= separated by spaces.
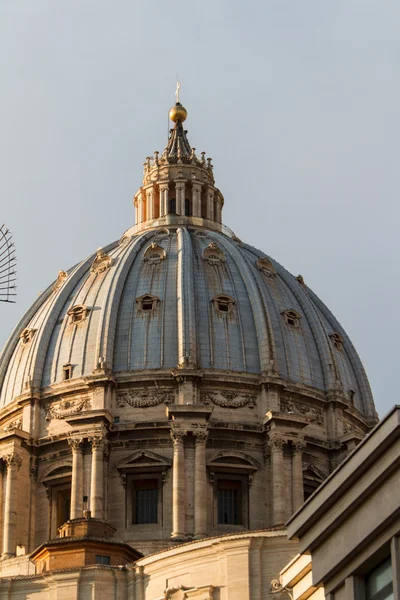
xmin=90 ymin=249 xmax=113 ymax=274
xmin=4 ymin=417 xmax=22 ymax=431
xmin=116 ymin=388 xmax=175 ymax=408
xmin=280 ymin=397 xmax=323 ymax=424
xmin=53 ymin=270 xmax=68 ymax=292
xmin=45 ymin=397 xmax=91 ymax=421
xmin=201 ymin=390 xmax=256 ymax=409
xmin=19 ymin=328 xmax=36 ymax=345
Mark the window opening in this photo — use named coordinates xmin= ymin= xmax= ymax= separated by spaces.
xmin=133 ymin=479 xmax=158 ymax=524
xmin=282 ymin=309 xmax=301 ymax=328
xmin=169 ymin=198 xmax=176 ymax=214
xmin=95 ymin=555 xmax=111 ymax=566
xmin=67 ymin=305 xmax=89 ymax=324
xmin=56 ymin=489 xmax=71 ymax=528
xmin=137 ymin=294 xmax=159 ymax=312
xmin=213 ymin=295 xmax=235 ymax=314
xmin=62 ymin=364 xmax=72 ymax=381
xmin=366 ymin=558 xmax=393 ymax=600
xmin=185 ymin=198 xmax=192 ymax=216
xmin=142 ymin=300 xmax=154 ymax=311
xmin=217 ymin=480 xmax=241 ymax=525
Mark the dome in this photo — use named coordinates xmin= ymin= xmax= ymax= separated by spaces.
xmin=0 ymin=225 xmax=374 ymax=418
xmin=0 ymin=97 xmax=378 ymax=568
xmin=0 ymin=103 xmax=375 ymax=421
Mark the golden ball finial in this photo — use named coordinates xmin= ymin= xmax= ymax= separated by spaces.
xmin=169 ymin=102 xmax=188 ymax=123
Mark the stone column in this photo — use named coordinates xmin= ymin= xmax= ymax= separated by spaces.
xmin=137 ymin=191 xmax=144 ymax=223
xmin=68 ymin=438 xmax=83 ymax=520
xmin=159 ymin=183 xmax=169 ymax=217
xmin=194 ymin=429 xmax=208 ymax=539
xmin=206 ymin=189 xmax=214 ymax=221
xmin=269 ymin=437 xmax=285 ymax=525
xmin=215 ymin=199 xmax=222 ymax=223
xmin=292 ymin=440 xmax=306 ymax=512
xmin=89 ymin=436 xmax=105 ymax=519
xmin=175 ymin=182 xmax=185 ymax=216
xmin=146 ymin=188 xmax=154 ymax=221
xmin=2 ymin=454 xmax=22 ymax=558
xmin=170 ymin=429 xmax=186 ymax=540
xmin=192 ymin=183 xmax=202 ymax=217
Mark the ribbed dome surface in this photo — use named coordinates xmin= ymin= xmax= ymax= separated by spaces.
xmin=0 ymin=225 xmax=374 ymax=417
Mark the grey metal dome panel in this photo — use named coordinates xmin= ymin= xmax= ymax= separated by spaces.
xmin=0 ymin=226 xmax=375 ymax=418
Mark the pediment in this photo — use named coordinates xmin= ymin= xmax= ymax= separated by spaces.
xmin=208 ymin=451 xmax=259 ymax=470
xmin=303 ymin=463 xmax=326 ymax=482
xmin=40 ymin=460 xmax=72 ymax=483
xmin=116 ymin=449 xmax=172 ymax=471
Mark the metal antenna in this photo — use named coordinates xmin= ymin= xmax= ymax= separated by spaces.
xmin=0 ymin=224 xmax=16 ymax=303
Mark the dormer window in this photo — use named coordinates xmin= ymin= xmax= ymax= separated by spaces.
xmin=136 ymin=294 xmax=160 ymax=312
xmin=20 ymin=328 xmax=36 ymax=345
xmin=67 ymin=305 xmax=90 ymax=324
xmin=257 ymin=257 xmax=276 ymax=277
xmin=212 ymin=295 xmax=235 ymax=315
xmin=203 ymin=242 xmax=226 ymax=266
xmin=144 ymin=243 xmax=166 ymax=266
xmin=282 ymin=309 xmax=302 ymax=328
xmin=330 ymin=332 xmax=343 ymax=351
xmin=62 ymin=364 xmax=72 ymax=380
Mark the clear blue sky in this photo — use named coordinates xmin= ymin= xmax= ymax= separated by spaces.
xmin=1 ymin=0 xmax=399 ymax=417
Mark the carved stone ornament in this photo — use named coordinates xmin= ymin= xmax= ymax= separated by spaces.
xmin=343 ymin=420 xmax=363 ymax=436
xmin=90 ymin=249 xmax=113 ymax=274
xmin=4 ymin=417 xmax=22 ymax=431
xmin=116 ymin=388 xmax=175 ymax=408
xmin=143 ymin=242 xmax=166 ymax=265
xmin=281 ymin=397 xmax=323 ymax=425
xmin=19 ymin=328 xmax=36 ymax=345
xmin=268 ymin=437 xmax=285 ymax=451
xmin=68 ymin=437 xmax=83 ymax=451
xmin=293 ymin=439 xmax=307 ymax=453
xmin=67 ymin=304 xmax=90 ymax=324
xmin=88 ymin=435 xmax=105 ymax=450
xmin=3 ymin=454 xmax=22 ymax=469
xmin=170 ymin=429 xmax=187 ymax=444
xmin=201 ymin=390 xmax=256 ymax=409
xmin=53 ymin=270 xmax=68 ymax=292
xmin=194 ymin=429 xmax=209 ymax=443
xmin=202 ymin=242 xmax=226 ymax=266
xmin=45 ymin=397 xmax=91 ymax=421
xmin=119 ymin=234 xmax=131 ymax=246
xmin=257 ymin=257 xmax=276 ymax=277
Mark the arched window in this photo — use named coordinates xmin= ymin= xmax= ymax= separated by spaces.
xmin=169 ymin=198 xmax=176 ymax=214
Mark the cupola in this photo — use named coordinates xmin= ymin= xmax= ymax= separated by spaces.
xmin=133 ymin=90 xmax=224 ymax=231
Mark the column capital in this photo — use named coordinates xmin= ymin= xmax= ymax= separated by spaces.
xmin=3 ymin=454 xmax=22 ymax=469
xmin=88 ymin=435 xmax=105 ymax=450
xmin=170 ymin=428 xmax=187 ymax=445
xmin=68 ymin=437 xmax=83 ymax=452
xmin=268 ymin=435 xmax=286 ymax=451
xmin=293 ymin=439 xmax=307 ymax=454
xmin=194 ymin=428 xmax=209 ymax=444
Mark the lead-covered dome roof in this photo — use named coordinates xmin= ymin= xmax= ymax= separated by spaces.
xmin=0 ymin=101 xmax=376 ymax=420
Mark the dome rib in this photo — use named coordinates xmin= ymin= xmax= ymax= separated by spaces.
xmin=306 ymin=288 xmax=375 ymax=419
xmin=212 ymin=234 xmax=276 ymax=375
xmin=177 ymin=228 xmax=197 ymax=368
xmin=95 ymin=232 xmax=152 ymax=371
xmin=273 ymin=262 xmax=336 ymax=392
